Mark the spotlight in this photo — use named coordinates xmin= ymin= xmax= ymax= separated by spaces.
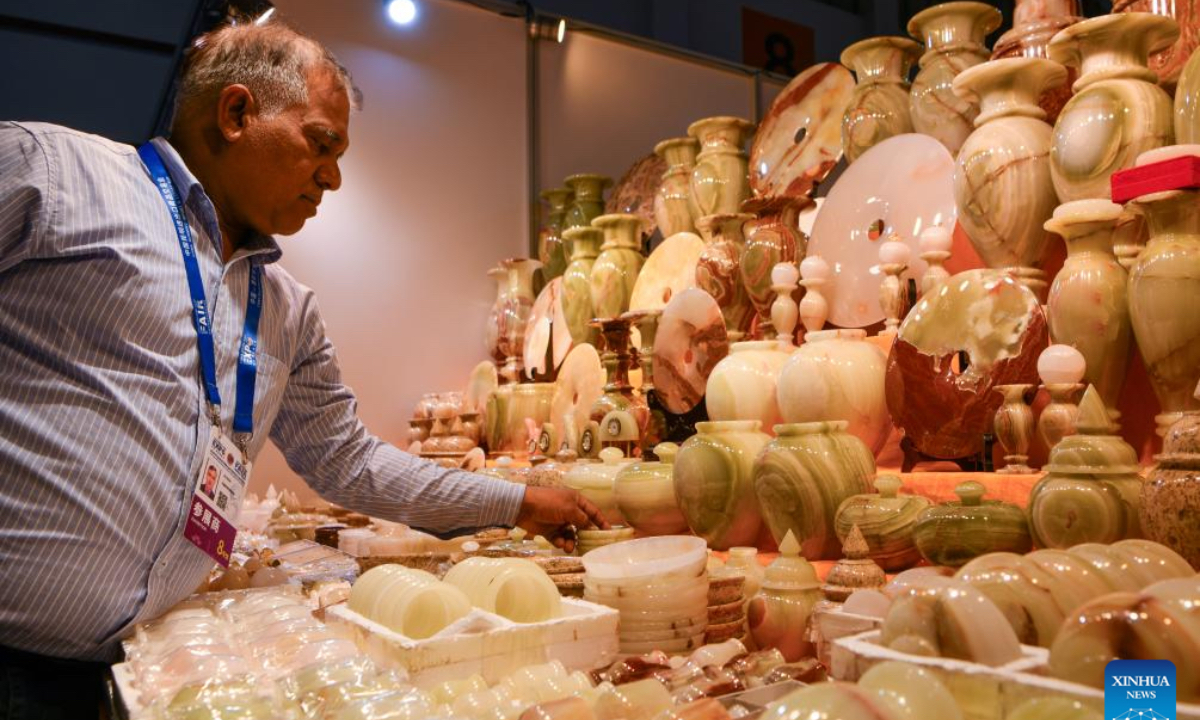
xmin=528 ymin=16 xmax=566 ymax=43
xmin=385 ymin=0 xmax=418 ymax=25
xmin=254 ymin=7 xmax=275 ymax=24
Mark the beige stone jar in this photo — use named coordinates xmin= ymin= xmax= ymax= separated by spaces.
xmin=1142 ymin=411 xmax=1200 ymax=570
xmin=776 ymin=329 xmax=890 ymax=456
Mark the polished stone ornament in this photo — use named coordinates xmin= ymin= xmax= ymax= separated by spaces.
xmin=1177 ymin=46 xmax=1200 ymax=144
xmin=495 ymin=258 xmax=541 ymax=383
xmin=993 ymin=384 xmax=1036 ymax=473
xmin=1029 ymin=385 xmax=1144 ymax=549
xmin=908 ymin=1 xmax=1002 ymax=154
xmin=821 ymin=525 xmax=887 ymax=603
xmin=1142 ymin=411 xmax=1200 ymax=569
xmin=705 ymin=338 xmax=792 ymax=436
xmin=652 ymin=288 xmax=730 ymax=415
xmin=881 ymin=575 xmax=1024 ymax=665
xmin=739 ymin=197 xmax=809 ymax=335
xmin=1113 ymin=0 xmax=1200 ymax=91
xmin=1044 ymin=200 xmax=1133 ymax=411
xmin=629 ymin=231 xmax=704 ymax=313
xmin=953 ymin=57 xmax=1067 ymax=297
xmin=841 ymin=37 xmax=924 ymax=163
xmin=1048 ymin=13 xmax=1179 ymax=202
xmin=887 ymin=269 xmax=1047 ymax=460
xmin=749 ymin=62 xmax=854 ymax=199
xmin=913 ymin=481 xmax=1034 ymax=567
xmin=834 ymin=475 xmax=931 ymax=572
xmin=752 ymin=421 xmax=876 ymax=561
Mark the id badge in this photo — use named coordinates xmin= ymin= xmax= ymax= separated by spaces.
xmin=184 ymin=425 xmax=251 ymax=567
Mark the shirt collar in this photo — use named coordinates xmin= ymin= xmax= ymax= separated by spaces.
xmin=149 ymin=137 xmax=283 ymax=266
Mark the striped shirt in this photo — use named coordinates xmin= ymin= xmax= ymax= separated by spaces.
xmin=0 ymin=122 xmax=524 ymax=662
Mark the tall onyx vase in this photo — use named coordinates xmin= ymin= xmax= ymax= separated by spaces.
xmin=590 ymin=214 xmax=645 ymax=321
xmin=1127 ymin=178 xmax=1200 ymax=436
xmin=696 ymin=213 xmax=756 ymax=341
xmin=740 ymin=197 xmax=809 ymax=336
xmin=688 ymin=116 xmax=754 ymax=218
xmin=907 ymin=1 xmax=1003 ymax=155
xmin=1048 ymin=13 xmax=1179 ymax=202
xmin=561 ymin=227 xmax=601 ymax=347
xmin=537 ymin=188 xmax=573 ymax=282
xmin=1044 ymin=200 xmax=1132 ymax=412
xmin=496 ymin=259 xmax=541 ymax=383
xmin=952 ymin=58 xmax=1067 ymax=299
xmin=841 ymin=37 xmax=923 ymax=163
xmin=654 ymin=137 xmax=701 ymax=237
xmin=563 ymin=174 xmax=612 ymax=230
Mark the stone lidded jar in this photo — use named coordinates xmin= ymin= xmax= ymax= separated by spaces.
xmin=1043 ymin=199 xmax=1133 ymax=411
xmin=687 ymin=116 xmax=754 ymax=218
xmin=990 ymin=0 xmax=1082 ymax=123
xmin=538 ymin=187 xmax=573 ymax=283
xmin=834 ymin=474 xmax=932 ymax=571
xmin=1048 ymin=13 xmax=1179 ymax=202
xmin=1028 ymin=385 xmax=1144 ymax=549
xmin=751 ymin=421 xmax=876 ymax=561
xmin=776 ymin=329 xmax=890 ymax=456
xmin=695 ymin=212 xmax=756 ymax=341
xmin=913 ymin=480 xmax=1034 ymax=567
xmin=654 ymin=137 xmax=701 ymax=237
xmin=907 ymin=1 xmax=1003 ymax=155
xmin=840 ymin=36 xmax=924 ymax=164
xmin=1142 ymin=411 xmax=1200 ymax=570
xmin=746 ymin=530 xmax=823 ymax=662
xmin=563 ymin=173 xmax=612 ymax=230
xmin=1126 ymin=148 xmax=1200 ymax=436
xmin=589 ymin=213 xmax=645 ymax=321
xmin=560 ymin=226 xmax=601 ymax=347
xmin=673 ymin=420 xmax=773 ymax=550
xmin=952 ymin=57 xmax=1068 ymax=297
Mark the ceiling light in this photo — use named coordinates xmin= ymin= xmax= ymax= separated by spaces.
xmin=254 ymin=7 xmax=275 ymax=24
xmin=529 ymin=16 xmax=567 ymax=43
xmin=385 ymin=0 xmax=418 ymax=25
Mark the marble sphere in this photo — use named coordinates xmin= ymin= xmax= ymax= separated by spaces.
xmin=1037 ymin=344 xmax=1086 ymax=385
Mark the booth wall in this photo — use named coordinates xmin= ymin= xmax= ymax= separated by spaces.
xmin=257 ymin=0 xmax=528 ymax=501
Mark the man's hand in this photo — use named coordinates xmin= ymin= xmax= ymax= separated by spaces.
xmin=515 ymin=486 xmax=609 ymax=553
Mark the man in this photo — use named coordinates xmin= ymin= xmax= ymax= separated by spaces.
xmin=0 ymin=19 xmax=602 ymax=717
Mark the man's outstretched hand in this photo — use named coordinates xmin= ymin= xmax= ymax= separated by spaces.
xmin=515 ymin=486 xmax=609 ymax=553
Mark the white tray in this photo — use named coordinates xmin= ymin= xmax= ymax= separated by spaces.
xmin=325 ymin=597 xmax=619 ymax=687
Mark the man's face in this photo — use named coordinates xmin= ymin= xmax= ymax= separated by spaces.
xmin=228 ymin=68 xmax=351 ymax=237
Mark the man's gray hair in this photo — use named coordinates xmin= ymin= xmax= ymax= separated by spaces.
xmin=171 ymin=18 xmax=362 ymax=128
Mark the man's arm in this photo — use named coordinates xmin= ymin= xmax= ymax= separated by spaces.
xmin=267 ymin=294 xmax=606 ymax=540
xmin=0 ymin=123 xmax=52 ymax=272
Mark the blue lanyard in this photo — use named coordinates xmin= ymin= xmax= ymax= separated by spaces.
xmin=138 ymin=143 xmax=262 ymax=445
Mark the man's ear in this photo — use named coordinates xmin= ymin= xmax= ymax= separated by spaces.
xmin=215 ymin=85 xmax=256 ymax=142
